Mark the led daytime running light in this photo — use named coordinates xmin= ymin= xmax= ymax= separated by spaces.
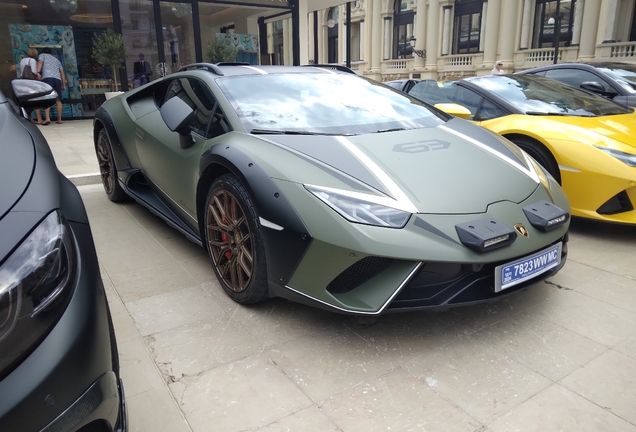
xmin=483 ymin=235 xmax=510 ymax=248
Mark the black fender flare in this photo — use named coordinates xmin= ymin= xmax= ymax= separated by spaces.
xmin=93 ymin=107 xmax=131 ymax=172
xmin=198 ymin=144 xmax=312 ymax=287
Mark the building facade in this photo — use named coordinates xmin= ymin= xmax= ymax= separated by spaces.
xmin=2 ymin=0 xmax=635 ymax=118
xmin=0 ymin=0 xmax=296 ymax=117
xmin=311 ymin=0 xmax=636 ymax=82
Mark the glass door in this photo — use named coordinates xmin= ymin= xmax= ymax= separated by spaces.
xmin=159 ymin=1 xmax=195 ymax=74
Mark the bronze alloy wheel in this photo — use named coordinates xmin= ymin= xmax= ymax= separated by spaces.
xmin=96 ymin=132 xmax=115 ymax=195
xmin=96 ymin=129 xmax=128 ymax=202
xmin=206 ymin=188 xmax=254 ymax=293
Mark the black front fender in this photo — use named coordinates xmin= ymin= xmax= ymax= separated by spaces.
xmin=93 ymin=107 xmax=131 ymax=172
xmin=198 ymin=145 xmax=312 ymax=287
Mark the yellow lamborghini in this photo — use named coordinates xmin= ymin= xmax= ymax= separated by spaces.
xmin=405 ymin=75 xmax=636 ymax=225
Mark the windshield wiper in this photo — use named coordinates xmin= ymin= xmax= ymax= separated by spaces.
xmin=525 ymin=111 xmax=567 ymax=116
xmin=374 ymin=127 xmax=407 ymax=133
xmin=250 ymin=128 xmax=321 ymax=135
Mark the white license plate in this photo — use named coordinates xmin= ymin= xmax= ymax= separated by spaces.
xmin=495 ymin=243 xmax=562 ymax=292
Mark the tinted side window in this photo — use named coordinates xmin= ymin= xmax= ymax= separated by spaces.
xmin=475 ymin=99 xmax=508 ymax=121
xmin=452 ymin=86 xmax=482 ymax=116
xmin=163 ymin=78 xmax=227 ymax=138
xmin=409 ymin=81 xmax=451 ymax=105
xmin=544 ymin=69 xmax=612 ymax=92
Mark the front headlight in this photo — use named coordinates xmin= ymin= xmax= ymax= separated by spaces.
xmin=0 ymin=211 xmax=76 ymax=347
xmin=305 ymin=185 xmax=411 ymax=228
xmin=594 ymin=146 xmax=636 ymax=167
xmin=528 ymin=156 xmax=552 ymax=190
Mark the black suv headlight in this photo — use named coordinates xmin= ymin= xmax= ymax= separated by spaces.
xmin=0 ymin=210 xmax=77 ymax=378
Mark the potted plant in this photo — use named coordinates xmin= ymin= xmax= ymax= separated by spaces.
xmin=206 ymin=38 xmax=238 ymax=63
xmin=92 ymin=29 xmax=126 ymax=99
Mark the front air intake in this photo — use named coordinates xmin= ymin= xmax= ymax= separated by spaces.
xmin=597 ymin=191 xmax=634 ymax=215
xmin=327 ymin=257 xmax=394 ymax=294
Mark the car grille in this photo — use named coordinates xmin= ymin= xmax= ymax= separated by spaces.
xmin=326 ymin=257 xmax=394 ymax=294
xmin=388 ymin=236 xmax=567 ymax=310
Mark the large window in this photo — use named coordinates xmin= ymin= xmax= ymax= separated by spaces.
xmin=1 ymin=0 xmax=114 ymax=117
xmin=392 ymin=0 xmax=414 ymax=59
xmin=119 ymin=0 xmax=159 ymax=88
xmin=453 ymin=0 xmax=483 ymax=54
xmin=532 ymin=0 xmax=576 ymax=49
xmin=327 ymin=7 xmax=338 ymax=63
xmin=630 ymin=2 xmax=636 ymax=41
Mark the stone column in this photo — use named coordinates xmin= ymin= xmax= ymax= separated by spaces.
xmin=340 ymin=6 xmax=346 ymax=64
xmin=413 ymin=0 xmax=427 ymax=69
xmin=370 ymin=0 xmax=382 ymax=73
xmin=579 ymin=0 xmax=601 ymax=59
xmin=498 ymin=0 xmax=519 ymax=67
xmin=319 ymin=11 xmax=327 ymax=63
xmin=284 ymin=18 xmax=293 ymax=65
xmin=479 ymin=1 xmax=488 ymax=52
xmin=384 ymin=17 xmax=392 ymax=60
xmin=483 ymin=0 xmax=501 ymax=67
xmin=571 ymin=0 xmax=585 ymax=46
xmin=298 ymin=1 xmax=309 ymax=65
xmin=442 ymin=5 xmax=452 ymax=56
xmin=602 ymin=0 xmax=619 ymax=42
xmin=425 ymin=0 xmax=440 ymax=68
xmin=520 ymin=0 xmax=532 ymax=49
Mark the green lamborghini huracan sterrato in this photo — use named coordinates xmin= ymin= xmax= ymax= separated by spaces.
xmin=93 ymin=63 xmax=570 ymax=315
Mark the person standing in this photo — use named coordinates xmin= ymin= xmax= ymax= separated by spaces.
xmin=37 ymin=47 xmax=66 ymax=125
xmin=491 ymin=61 xmax=505 ymax=75
xmin=20 ymin=48 xmax=43 ymax=124
xmin=133 ymin=52 xmax=152 ymax=87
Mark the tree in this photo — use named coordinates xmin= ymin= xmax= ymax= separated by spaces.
xmin=92 ymin=30 xmax=126 ymax=91
xmin=206 ymin=39 xmax=238 ymax=63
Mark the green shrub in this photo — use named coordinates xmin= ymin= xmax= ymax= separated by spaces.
xmin=92 ymin=30 xmax=126 ymax=90
xmin=206 ymin=39 xmax=238 ymax=63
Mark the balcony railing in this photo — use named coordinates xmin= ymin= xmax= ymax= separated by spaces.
xmin=524 ymin=48 xmax=562 ymax=64
xmin=608 ymin=42 xmax=636 ymax=59
xmin=444 ymin=55 xmax=474 ymax=67
xmin=382 ymin=59 xmax=411 ymax=70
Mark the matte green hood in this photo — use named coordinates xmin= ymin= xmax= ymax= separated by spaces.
xmin=260 ymin=120 xmax=541 ymax=214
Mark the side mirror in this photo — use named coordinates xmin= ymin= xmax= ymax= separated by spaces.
xmin=434 ymin=103 xmax=472 ymax=119
xmin=11 ymin=80 xmax=58 ymax=110
xmin=160 ymin=96 xmax=195 ymax=136
xmin=580 ymin=81 xmax=617 ymax=97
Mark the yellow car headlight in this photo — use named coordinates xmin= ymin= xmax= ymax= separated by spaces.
xmin=594 ymin=146 xmax=636 ymax=167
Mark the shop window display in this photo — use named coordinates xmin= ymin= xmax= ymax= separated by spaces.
xmin=0 ymin=0 xmax=114 ymax=118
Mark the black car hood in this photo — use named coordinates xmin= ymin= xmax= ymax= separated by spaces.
xmin=0 ymin=103 xmax=35 ymax=220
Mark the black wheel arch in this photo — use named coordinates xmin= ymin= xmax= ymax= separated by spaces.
xmin=197 ymin=144 xmax=313 ymax=288
xmin=93 ymin=107 xmax=131 ymax=172
xmin=504 ymin=133 xmax=562 ymax=184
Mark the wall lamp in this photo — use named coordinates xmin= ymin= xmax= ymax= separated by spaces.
xmin=409 ymin=37 xmax=426 ymax=58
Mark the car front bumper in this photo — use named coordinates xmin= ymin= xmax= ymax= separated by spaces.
xmin=270 ymin=178 xmax=570 ymax=315
xmin=0 ymin=221 xmax=126 ymax=432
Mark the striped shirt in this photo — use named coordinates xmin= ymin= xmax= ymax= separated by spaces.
xmin=38 ymin=53 xmax=63 ymax=81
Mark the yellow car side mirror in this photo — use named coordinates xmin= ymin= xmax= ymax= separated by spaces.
xmin=434 ymin=103 xmax=472 ymax=119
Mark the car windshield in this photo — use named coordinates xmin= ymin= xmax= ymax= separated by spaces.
xmin=217 ymin=73 xmax=446 ymax=134
xmin=597 ymin=65 xmax=636 ymax=93
xmin=466 ymin=75 xmax=631 ymax=116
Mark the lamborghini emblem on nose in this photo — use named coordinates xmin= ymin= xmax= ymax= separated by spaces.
xmin=514 ymin=223 xmax=529 ymax=238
